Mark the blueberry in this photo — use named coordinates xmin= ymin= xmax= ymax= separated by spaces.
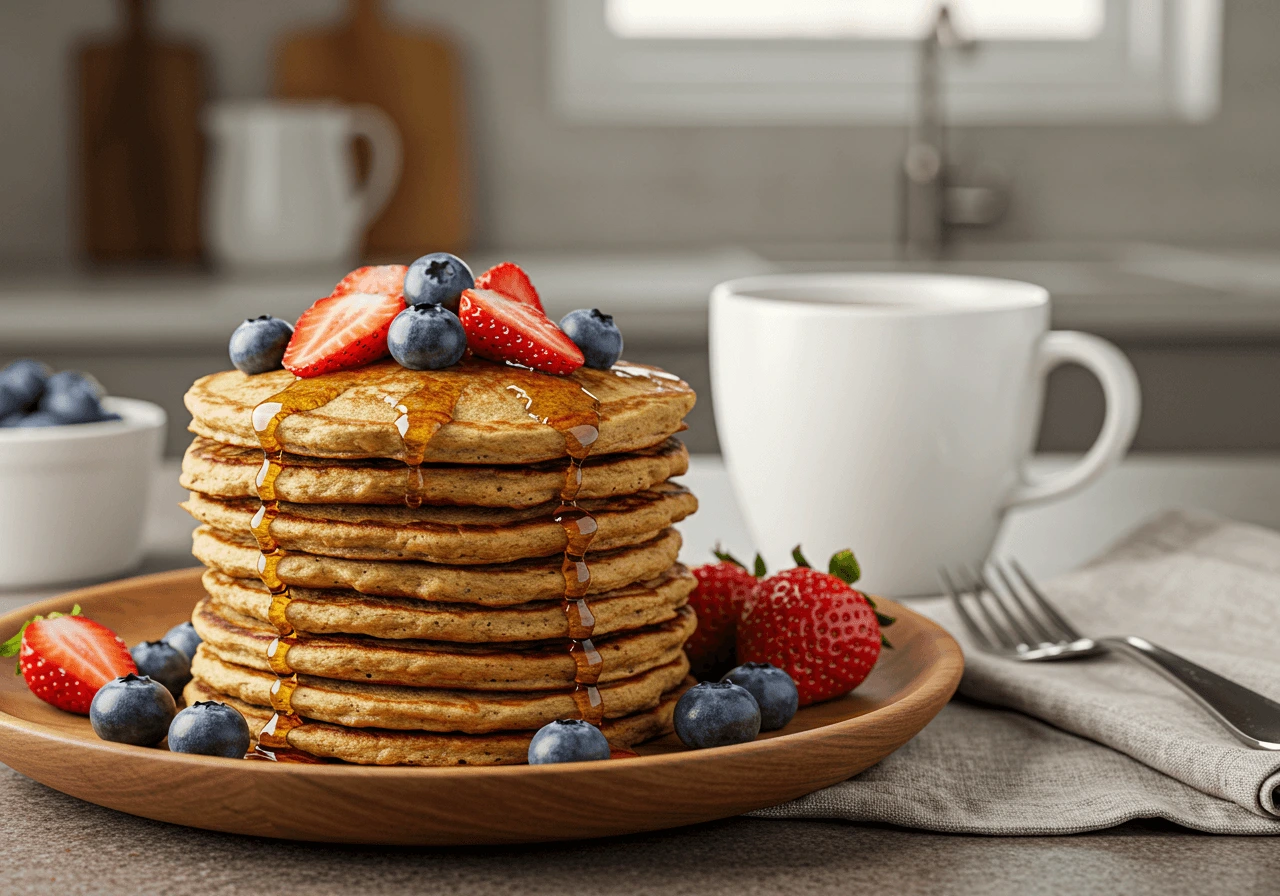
xmin=6 ymin=411 xmax=61 ymax=428
xmin=129 ymin=640 xmax=192 ymax=698
xmin=38 ymin=375 xmax=106 ymax=424
xmin=559 ymin=309 xmax=623 ymax=370
xmin=0 ymin=387 xmax=22 ymax=419
xmin=0 ymin=359 xmax=51 ymax=409
xmin=163 ymin=621 xmax=202 ymax=662
xmin=721 ymin=662 xmax=799 ymax=731
xmin=404 ymin=252 xmax=473 ymax=310
xmin=45 ymin=369 xmax=103 ymax=397
xmin=229 ymin=315 xmax=293 ymax=375
xmin=527 ymin=719 xmax=611 ymax=764
xmin=168 ymin=700 xmax=251 ymax=758
xmin=673 ymin=681 xmax=761 ymax=749
xmin=89 ymin=674 xmax=177 ymax=746
xmin=387 ymin=304 xmax=467 ymax=370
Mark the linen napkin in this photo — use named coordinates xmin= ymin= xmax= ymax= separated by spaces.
xmin=753 ymin=510 xmax=1280 ymax=834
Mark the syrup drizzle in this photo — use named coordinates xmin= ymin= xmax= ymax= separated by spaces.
xmin=505 ymin=373 xmax=605 ymax=725
xmin=247 ymin=371 xmax=366 ymax=761
xmin=384 ymin=376 xmax=467 ymax=508
xmin=240 ymin=361 xmax=607 ymax=762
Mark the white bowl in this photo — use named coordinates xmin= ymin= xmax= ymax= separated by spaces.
xmin=0 ymin=398 xmax=166 ymax=589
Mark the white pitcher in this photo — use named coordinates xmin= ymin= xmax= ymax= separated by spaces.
xmin=203 ymin=100 xmax=401 ymax=268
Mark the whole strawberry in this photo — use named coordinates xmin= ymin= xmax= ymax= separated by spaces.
xmin=737 ymin=548 xmax=894 ymax=707
xmin=685 ymin=549 xmax=764 ymax=680
xmin=0 ymin=605 xmax=137 ymax=714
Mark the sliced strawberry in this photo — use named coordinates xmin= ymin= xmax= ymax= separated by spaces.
xmin=332 ymin=264 xmax=408 ymax=300
xmin=283 ymin=290 xmax=406 ymax=377
xmin=475 ymin=262 xmax=544 ymax=313
xmin=458 ymin=288 xmax=584 ymax=375
xmin=0 ymin=606 xmax=136 ymax=715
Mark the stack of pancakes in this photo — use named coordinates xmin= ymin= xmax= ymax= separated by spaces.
xmin=177 ymin=358 xmax=699 ymax=765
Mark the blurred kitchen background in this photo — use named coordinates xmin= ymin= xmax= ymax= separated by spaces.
xmin=0 ymin=0 xmax=1276 ymax=458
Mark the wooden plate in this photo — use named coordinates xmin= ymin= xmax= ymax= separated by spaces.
xmin=0 ymin=568 xmax=962 ymax=845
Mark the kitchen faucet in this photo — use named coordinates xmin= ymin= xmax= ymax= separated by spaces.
xmin=898 ymin=4 xmax=1005 ymax=259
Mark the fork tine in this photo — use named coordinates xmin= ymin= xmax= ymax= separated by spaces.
xmin=957 ymin=565 xmax=1019 ymax=649
xmin=983 ymin=560 xmax=1064 ymax=645
xmin=974 ymin=566 xmax=1038 ymax=646
xmin=1008 ymin=559 xmax=1085 ymax=641
xmin=938 ymin=567 xmax=997 ymax=651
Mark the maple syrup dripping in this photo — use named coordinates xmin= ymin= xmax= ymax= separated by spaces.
xmin=247 ymin=372 xmax=364 ymax=760
xmin=505 ymin=370 xmax=605 ymax=726
xmin=385 ymin=375 xmax=467 ymax=508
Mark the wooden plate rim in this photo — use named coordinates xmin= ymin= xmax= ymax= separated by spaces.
xmin=0 ymin=567 xmax=963 ymax=783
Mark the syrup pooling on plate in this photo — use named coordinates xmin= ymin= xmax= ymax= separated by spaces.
xmin=504 ymin=369 xmax=606 ymax=726
xmin=248 ymin=371 xmax=366 ymax=760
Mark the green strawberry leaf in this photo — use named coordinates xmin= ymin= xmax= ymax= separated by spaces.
xmin=875 ymin=611 xmax=896 ymax=628
xmin=712 ymin=545 xmax=747 ymax=570
xmin=0 ymin=605 xmax=81 ymax=673
xmin=881 ymin=633 xmax=894 ymax=649
xmin=1 ymin=614 xmax=42 ymax=674
xmin=0 ymin=620 xmax=31 ymax=658
xmin=791 ymin=546 xmax=811 ymax=568
xmin=752 ymin=554 xmax=767 ymax=578
xmin=828 ymin=550 xmax=861 ymax=585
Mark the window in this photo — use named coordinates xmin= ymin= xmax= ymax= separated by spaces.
xmin=551 ymin=0 xmax=1222 ymax=124
xmin=605 ymin=0 xmax=1106 ymax=41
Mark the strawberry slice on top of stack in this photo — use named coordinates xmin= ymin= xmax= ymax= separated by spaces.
xmin=282 ymin=265 xmax=409 ymax=378
xmin=273 ymin=259 xmax=596 ymax=378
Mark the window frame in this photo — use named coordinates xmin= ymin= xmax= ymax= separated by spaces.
xmin=549 ymin=0 xmax=1222 ymax=125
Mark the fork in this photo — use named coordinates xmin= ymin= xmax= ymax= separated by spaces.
xmin=939 ymin=559 xmax=1280 ymax=751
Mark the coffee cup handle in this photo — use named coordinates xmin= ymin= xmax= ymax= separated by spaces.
xmin=1003 ymin=330 xmax=1141 ymax=509
xmin=350 ymin=105 xmax=403 ymax=227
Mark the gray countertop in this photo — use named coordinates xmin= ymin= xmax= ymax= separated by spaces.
xmin=3 ymin=773 xmax=1279 ymax=896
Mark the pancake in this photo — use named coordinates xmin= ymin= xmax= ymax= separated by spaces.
xmin=184 ymin=358 xmax=695 ymax=463
xmin=201 ymin=567 xmax=695 ymax=642
xmin=181 ymin=436 xmax=690 ymax=507
xmin=182 ymin=482 xmax=696 ymax=565
xmin=192 ymin=525 xmax=683 ymax=605
xmin=190 ymin=646 xmax=690 ymax=734
xmin=184 ymin=677 xmax=686 ymax=765
xmin=192 ymin=596 xmax=697 ymax=690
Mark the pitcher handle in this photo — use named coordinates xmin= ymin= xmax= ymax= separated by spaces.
xmin=349 ymin=104 xmax=402 ymax=228
xmin=1003 ymin=331 xmax=1141 ymax=509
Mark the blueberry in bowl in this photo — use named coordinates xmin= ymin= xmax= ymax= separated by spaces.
xmin=129 ymin=640 xmax=192 ymax=699
xmin=528 ymin=719 xmax=612 ymax=764
xmin=0 ymin=363 xmax=166 ymax=588
xmin=559 ymin=309 xmax=623 ymax=370
xmin=38 ymin=370 xmax=112 ymax=424
xmin=0 ymin=359 xmax=50 ymax=416
xmin=89 ymin=674 xmax=177 ymax=747
xmin=673 ymin=681 xmax=761 ymax=749
xmin=721 ymin=662 xmax=799 ymax=731
xmin=168 ymin=701 xmax=251 ymax=759
xmin=404 ymin=252 xmax=474 ymax=311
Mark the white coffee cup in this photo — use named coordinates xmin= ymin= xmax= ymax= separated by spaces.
xmin=710 ymin=273 xmax=1141 ymax=597
xmin=203 ymin=100 xmax=402 ymax=268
